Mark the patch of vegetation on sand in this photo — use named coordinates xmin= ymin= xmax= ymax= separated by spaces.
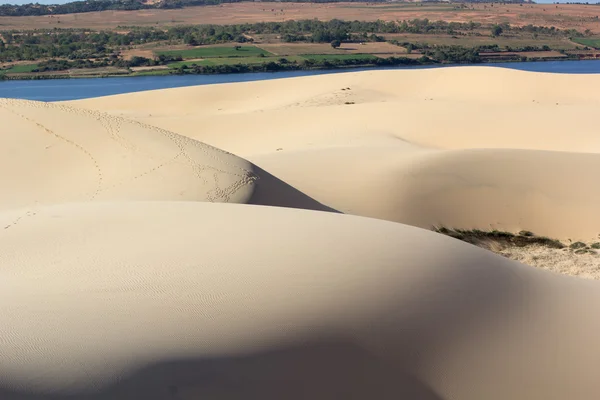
xmin=434 ymin=227 xmax=565 ymax=249
xmin=156 ymin=46 xmax=273 ymax=60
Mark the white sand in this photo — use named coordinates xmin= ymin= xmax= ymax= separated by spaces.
xmin=2 ymin=67 xmax=600 ymax=399
xmin=71 ymin=67 xmax=600 ymax=241
xmin=0 ymin=98 xmax=332 ymax=213
xmin=2 ymin=201 xmax=600 ymax=400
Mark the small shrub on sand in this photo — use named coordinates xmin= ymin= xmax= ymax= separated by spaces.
xmin=434 ymin=227 xmax=565 ymax=249
xmin=570 ymin=241 xmax=587 ymax=250
xmin=591 ymin=243 xmax=600 ymax=249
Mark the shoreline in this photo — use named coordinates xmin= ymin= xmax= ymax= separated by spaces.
xmin=0 ymin=55 xmax=590 ymax=81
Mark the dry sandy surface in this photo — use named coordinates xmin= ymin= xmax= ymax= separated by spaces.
xmin=2 ymin=202 xmax=600 ymax=400
xmin=500 ymin=245 xmax=600 ymax=280
xmin=72 ymin=67 xmax=600 ymax=242
xmin=3 ymin=67 xmax=600 ymax=398
xmin=0 ymin=98 xmax=333 ymax=213
xmin=71 ymin=66 xmax=600 ymax=276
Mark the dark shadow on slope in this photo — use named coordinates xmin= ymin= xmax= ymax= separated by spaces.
xmin=0 ymin=246 xmax=545 ymax=400
xmin=250 ymin=165 xmax=340 ymax=214
xmin=0 ymin=338 xmax=442 ymax=400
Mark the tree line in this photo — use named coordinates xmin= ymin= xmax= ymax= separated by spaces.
xmin=1 ymin=19 xmax=481 ymax=62
xmin=0 ymin=18 xmax=584 ymax=65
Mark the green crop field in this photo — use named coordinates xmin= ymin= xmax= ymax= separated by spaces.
xmin=303 ymin=54 xmax=379 ymax=61
xmin=571 ymin=37 xmax=600 ymax=49
xmin=3 ymin=63 xmax=39 ymax=73
xmin=385 ymin=34 xmax=577 ymax=50
xmin=156 ymin=46 xmax=273 ymax=59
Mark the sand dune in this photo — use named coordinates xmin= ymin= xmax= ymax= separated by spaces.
xmin=251 ymin=146 xmax=600 ymax=240
xmin=0 ymin=98 xmax=332 ymax=213
xmin=4 ymin=67 xmax=600 ymax=399
xmin=2 ymin=202 xmax=600 ymax=400
xmin=72 ymin=67 xmax=600 ymax=155
xmin=71 ymin=67 xmax=600 ymax=240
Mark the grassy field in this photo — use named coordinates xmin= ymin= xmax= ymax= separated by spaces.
xmin=571 ymin=37 xmax=600 ymax=49
xmin=2 ymin=64 xmax=39 ymax=73
xmin=156 ymin=46 xmax=272 ymax=59
xmin=303 ymin=54 xmax=378 ymax=61
xmin=384 ymin=33 xmax=579 ymax=50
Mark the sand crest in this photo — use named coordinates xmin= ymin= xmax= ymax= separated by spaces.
xmin=0 ymin=98 xmax=331 ymax=213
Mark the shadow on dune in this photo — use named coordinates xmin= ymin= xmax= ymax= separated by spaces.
xmin=0 ymin=339 xmax=442 ymax=400
xmin=0 ymin=247 xmax=546 ymax=400
xmin=250 ymin=165 xmax=340 ymax=214
xmin=0 ymin=202 xmax=571 ymax=399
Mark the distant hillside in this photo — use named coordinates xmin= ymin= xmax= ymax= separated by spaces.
xmin=0 ymin=0 xmax=391 ymax=17
xmin=0 ymin=0 xmax=536 ymax=18
xmin=0 ymin=0 xmax=202 ymax=17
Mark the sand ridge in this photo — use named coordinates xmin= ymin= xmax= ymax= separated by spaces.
xmin=0 ymin=98 xmax=257 ymax=207
xmin=0 ymin=98 xmax=334 ymax=215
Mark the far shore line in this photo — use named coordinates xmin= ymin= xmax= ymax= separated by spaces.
xmin=2 ymin=56 xmax=598 ymax=81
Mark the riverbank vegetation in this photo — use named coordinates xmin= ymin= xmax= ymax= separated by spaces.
xmin=1 ymin=18 xmax=597 ymax=80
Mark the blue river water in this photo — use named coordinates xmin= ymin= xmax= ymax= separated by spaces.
xmin=1 ymin=59 xmax=600 ymax=102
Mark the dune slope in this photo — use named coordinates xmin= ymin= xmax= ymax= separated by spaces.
xmin=71 ymin=67 xmax=600 ymax=155
xmin=251 ymin=146 xmax=600 ymax=239
xmin=0 ymin=98 xmax=332 ymax=213
xmin=1 ymin=202 xmax=600 ymax=400
xmin=70 ymin=67 xmax=600 ymax=240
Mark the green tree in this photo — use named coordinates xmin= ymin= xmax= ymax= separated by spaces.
xmin=331 ymin=39 xmax=341 ymax=49
xmin=183 ymin=33 xmax=197 ymax=46
xmin=491 ymin=25 xmax=503 ymax=37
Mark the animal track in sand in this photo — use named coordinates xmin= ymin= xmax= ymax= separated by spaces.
xmin=0 ymin=100 xmax=104 ymax=201
xmin=0 ymin=98 xmax=258 ymax=203
xmin=279 ymin=88 xmax=356 ymax=110
xmin=3 ymin=209 xmax=37 ymax=230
